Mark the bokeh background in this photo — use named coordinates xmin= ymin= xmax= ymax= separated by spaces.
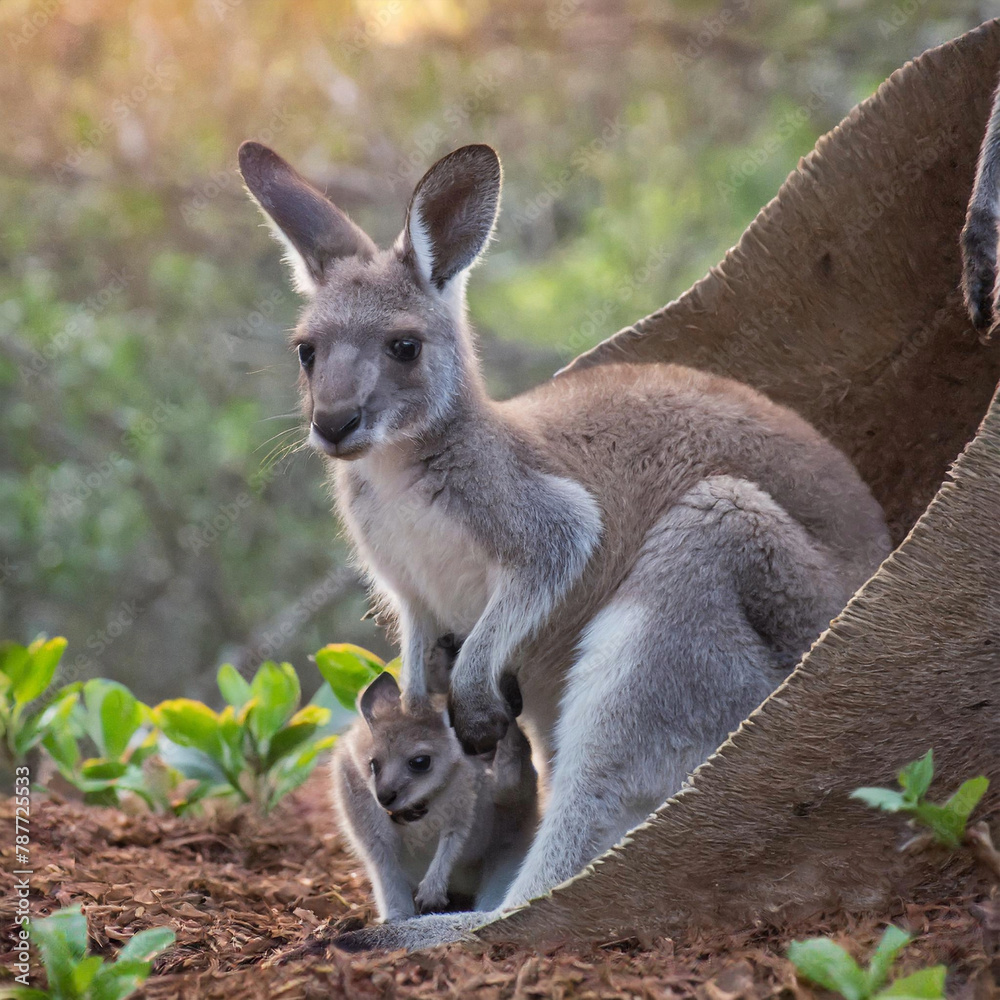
xmin=1 ymin=0 xmax=996 ymax=705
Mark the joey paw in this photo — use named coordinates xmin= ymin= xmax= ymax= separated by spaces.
xmin=414 ymin=882 xmax=449 ymax=914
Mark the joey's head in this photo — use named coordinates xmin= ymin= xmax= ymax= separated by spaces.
xmin=238 ymin=141 xmax=502 ymax=460
xmin=355 ymin=671 xmax=464 ymax=823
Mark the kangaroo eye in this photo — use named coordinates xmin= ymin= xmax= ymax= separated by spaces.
xmin=370 ymin=759 xmax=381 ymax=777
xmin=408 ymin=755 xmax=431 ymax=772
xmin=388 ymin=339 xmax=421 ymax=363
xmin=297 ymin=343 xmax=316 ymax=372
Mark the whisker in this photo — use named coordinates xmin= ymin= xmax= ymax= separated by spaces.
xmin=254 ymin=426 xmax=301 ymax=453
xmin=258 ymin=411 xmax=302 ymax=423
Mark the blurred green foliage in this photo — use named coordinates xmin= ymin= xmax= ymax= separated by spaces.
xmin=0 ymin=0 xmax=993 ymax=701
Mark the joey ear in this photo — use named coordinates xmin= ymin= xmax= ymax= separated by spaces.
xmin=359 ymin=671 xmax=401 ymax=726
xmin=238 ymin=141 xmax=377 ymax=296
xmin=402 ymin=144 xmax=501 ymax=294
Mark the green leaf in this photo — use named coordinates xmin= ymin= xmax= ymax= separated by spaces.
xmin=99 ymin=687 xmax=143 ymax=760
xmin=910 ymin=801 xmax=964 ymax=848
xmin=12 ymin=715 xmax=43 ymax=757
xmin=866 ymin=926 xmax=911 ymax=993
xmin=153 ymin=700 xmax=224 ymax=762
xmin=115 ymin=925 xmax=175 ymax=963
xmin=850 ymin=787 xmax=907 ymax=813
xmin=898 ymin=750 xmax=934 ymax=804
xmin=217 ymin=663 xmax=252 ymax=709
xmin=89 ymin=959 xmax=154 ymax=1000
xmin=262 ymin=720 xmax=321 ymax=771
xmin=215 ymin=705 xmax=247 ymax=777
xmin=287 ymin=704 xmax=331 ymax=728
xmin=314 ymin=644 xmax=385 ymax=711
xmin=0 ymin=642 xmax=31 ymax=700
xmin=38 ymin=690 xmax=83 ymax=774
xmin=70 ymin=953 xmax=103 ymax=992
xmin=943 ymin=775 xmax=989 ymax=824
xmin=247 ymin=661 xmax=301 ymax=746
xmin=874 ymin=966 xmax=947 ymax=999
xmin=0 ymin=987 xmax=50 ymax=999
xmin=128 ymin=730 xmax=159 ymax=767
xmin=81 ymin=680 xmax=137 ymax=756
xmin=31 ymin=906 xmax=89 ymax=995
xmin=13 ymin=637 xmax=67 ymax=705
xmin=81 ymin=759 xmax=129 ymax=781
xmin=788 ymin=938 xmax=868 ymax=1000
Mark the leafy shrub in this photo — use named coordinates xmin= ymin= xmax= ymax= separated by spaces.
xmin=40 ymin=679 xmax=161 ymax=809
xmin=1 ymin=633 xmax=392 ymax=815
xmin=153 ymin=660 xmax=336 ymax=814
xmin=0 ymin=637 xmax=74 ymax=766
xmin=851 ymin=750 xmax=989 ymax=848
xmin=1 ymin=905 xmax=174 ymax=1000
xmin=789 ymin=925 xmax=946 ymax=1000
xmin=313 ymin=643 xmax=391 ymax=710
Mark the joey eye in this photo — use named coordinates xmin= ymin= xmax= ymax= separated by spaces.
xmin=388 ymin=339 xmax=421 ymax=363
xmin=297 ymin=343 xmax=316 ymax=372
xmin=408 ymin=755 xmax=431 ymax=773
xmin=370 ymin=759 xmax=381 ymax=777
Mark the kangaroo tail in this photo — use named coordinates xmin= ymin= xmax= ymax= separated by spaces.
xmin=331 ymin=910 xmax=495 ymax=953
xmin=962 ymin=78 xmax=1000 ymax=340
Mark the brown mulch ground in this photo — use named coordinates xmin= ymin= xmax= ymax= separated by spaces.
xmin=1 ymin=773 xmax=998 ymax=999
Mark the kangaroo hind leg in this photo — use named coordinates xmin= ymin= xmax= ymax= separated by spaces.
xmin=499 ymin=475 xmax=846 ymax=909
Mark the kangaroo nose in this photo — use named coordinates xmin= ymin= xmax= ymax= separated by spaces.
xmin=313 ymin=408 xmax=362 ymax=446
xmin=377 ymin=789 xmax=397 ymax=808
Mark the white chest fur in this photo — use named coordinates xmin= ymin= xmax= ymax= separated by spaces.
xmin=338 ymin=451 xmax=496 ymax=633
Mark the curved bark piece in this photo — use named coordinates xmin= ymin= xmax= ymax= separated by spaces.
xmin=477 ymin=20 xmax=1000 ymax=944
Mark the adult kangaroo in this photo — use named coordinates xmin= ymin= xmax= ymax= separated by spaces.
xmin=238 ymin=140 xmax=891 ymax=948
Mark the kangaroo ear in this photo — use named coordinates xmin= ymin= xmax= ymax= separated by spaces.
xmin=359 ymin=671 xmax=401 ymax=726
xmin=239 ymin=141 xmax=377 ymax=296
xmin=402 ymin=144 xmax=501 ymax=296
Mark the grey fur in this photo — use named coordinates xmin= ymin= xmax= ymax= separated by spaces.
xmin=239 ymin=143 xmax=892 ymax=951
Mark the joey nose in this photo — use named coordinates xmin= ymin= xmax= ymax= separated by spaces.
xmin=377 ymin=789 xmax=397 ymax=808
xmin=313 ymin=407 xmax=362 ymax=446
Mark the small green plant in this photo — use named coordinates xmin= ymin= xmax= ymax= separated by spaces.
xmin=153 ymin=660 xmax=337 ymax=813
xmin=40 ymin=679 xmax=160 ymax=809
xmin=851 ymin=749 xmax=989 ymax=848
xmin=0 ymin=637 xmax=76 ymax=766
xmin=1 ymin=905 xmax=174 ymax=1000
xmin=1 ymin=634 xmax=390 ymax=815
xmin=313 ymin=643 xmax=392 ymax=709
xmin=788 ymin=925 xmax=946 ymax=1000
